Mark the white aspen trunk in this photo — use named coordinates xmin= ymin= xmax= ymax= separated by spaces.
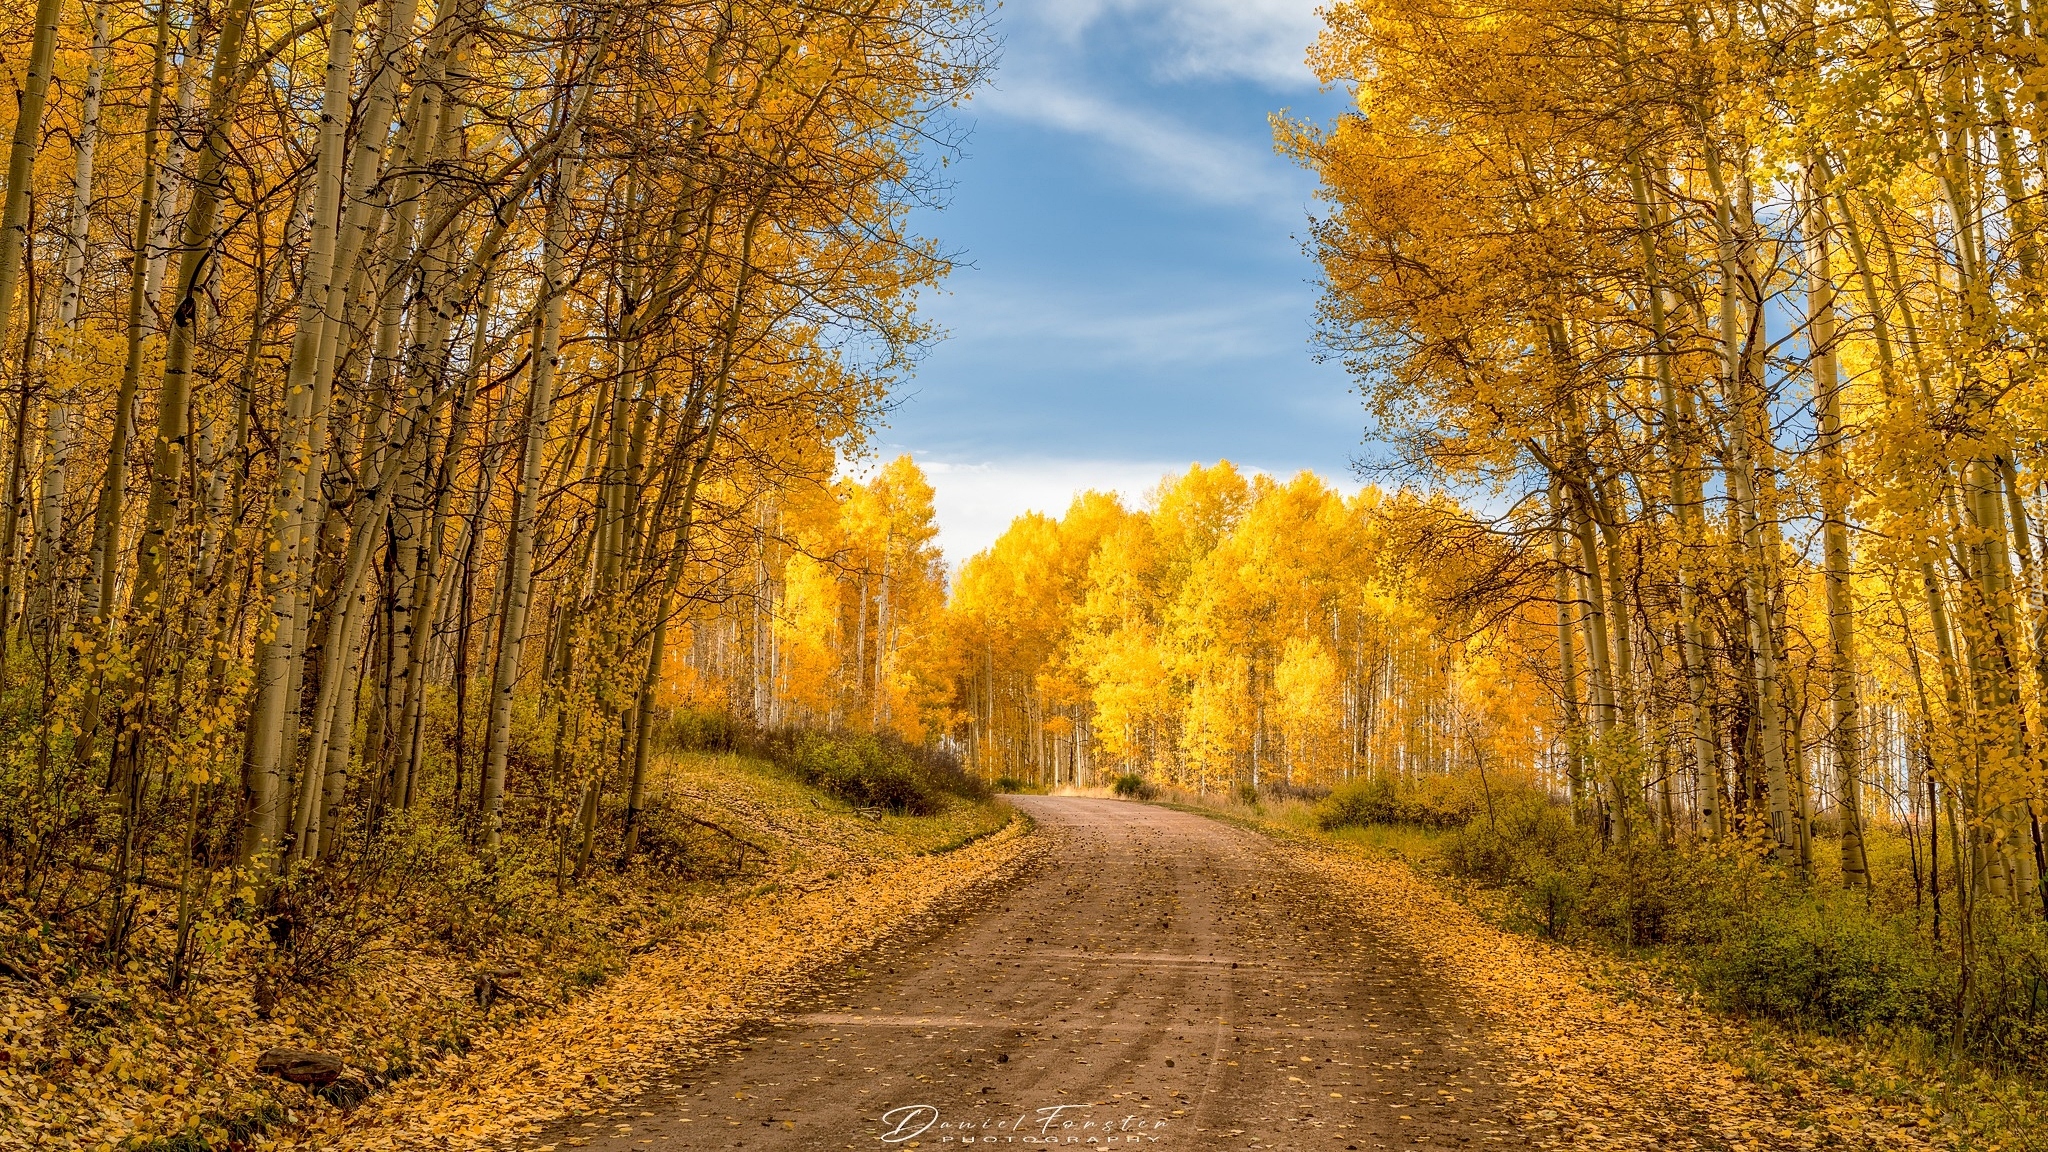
xmin=596 ymin=363 xmax=631 ymax=592
xmin=237 ymin=0 xmax=361 ymax=870
xmin=330 ymin=0 xmax=450 ymax=504
xmin=1996 ymin=456 xmax=2048 ymax=916
xmin=1566 ymin=485 xmax=1617 ymax=734
xmin=294 ymin=442 xmax=416 ymax=862
xmin=1548 ymin=478 xmax=1586 ymax=811
xmin=1807 ymin=188 xmax=1870 ymax=887
xmin=97 ymin=0 xmax=260 ymax=824
xmin=196 ymin=201 xmax=300 ymax=590
xmin=1593 ymin=483 xmax=1636 ymax=724
xmin=856 ymin=571 xmax=868 ymax=703
xmin=619 ymin=381 xmax=658 ymax=574
xmin=126 ymin=0 xmax=264 ymax=616
xmin=55 ymin=1 xmax=109 ymax=328
xmin=1728 ymin=398 xmax=1799 ymax=864
xmin=391 ymin=275 xmax=497 ymax=804
xmin=144 ymin=19 xmax=205 ymax=307
xmin=379 ymin=28 xmax=478 ymax=804
xmin=1627 ymin=156 xmax=1720 ymax=838
xmin=1702 ymin=139 xmax=1801 ymax=866
xmin=1965 ymin=457 xmax=2025 ymax=903
xmin=68 ymin=0 xmax=174 ymax=770
xmin=333 ymin=0 xmax=439 ymax=295
xmin=380 ymin=412 xmax=427 ymax=802
xmin=0 ymin=0 xmax=67 ymax=353
xmin=875 ymin=543 xmax=891 ymax=727
xmin=480 ymin=136 xmax=584 ymax=850
xmin=32 ymin=2 xmax=108 ymax=634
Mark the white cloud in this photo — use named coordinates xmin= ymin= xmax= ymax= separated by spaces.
xmin=892 ymin=455 xmax=1360 ymax=565
xmin=1026 ymin=0 xmax=1325 ymax=89
xmin=973 ymin=80 xmax=1301 ymax=209
xmin=907 ymin=456 xmax=1185 ymax=562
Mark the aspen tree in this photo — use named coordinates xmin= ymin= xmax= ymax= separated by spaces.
xmin=33 ymin=1 xmax=112 ymax=634
xmin=0 ymin=0 xmax=987 ymax=994
xmin=1806 ymin=190 xmax=1870 ymax=887
xmin=1698 ymin=136 xmax=1801 ymax=864
xmin=480 ymin=101 xmax=593 ymax=850
xmin=237 ymin=0 xmax=364 ymax=870
xmin=1550 ymin=479 xmax=1588 ymax=811
xmin=0 ymin=0 xmax=65 ymax=356
xmin=1627 ymin=156 xmax=1722 ymax=839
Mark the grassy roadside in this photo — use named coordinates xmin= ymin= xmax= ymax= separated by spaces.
xmin=1158 ymin=787 xmax=2048 ymax=1152
xmin=1 ymin=754 xmax=1021 ymax=1152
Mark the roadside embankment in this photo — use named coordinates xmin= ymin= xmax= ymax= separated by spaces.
xmin=0 ymin=754 xmax=1029 ymax=1152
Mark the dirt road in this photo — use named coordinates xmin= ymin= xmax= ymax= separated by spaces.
xmin=549 ymin=797 xmax=1535 ymax=1151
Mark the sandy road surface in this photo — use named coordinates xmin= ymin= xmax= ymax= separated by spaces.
xmin=547 ymin=797 xmax=1535 ymax=1151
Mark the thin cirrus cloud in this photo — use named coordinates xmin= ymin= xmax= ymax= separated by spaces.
xmin=1027 ymin=0 xmax=1327 ymax=88
xmin=891 ymin=280 xmax=1334 ymax=469
xmin=934 ymin=280 xmax=1308 ymax=369
xmin=971 ymin=80 xmax=1303 ymax=212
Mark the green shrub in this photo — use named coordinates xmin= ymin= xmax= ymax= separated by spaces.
xmin=1315 ymin=776 xmax=1397 ymax=830
xmin=647 ymin=720 xmax=987 ymax=814
xmin=1431 ymin=801 xmax=2048 ymax=1069
xmin=765 ymin=730 xmax=986 ymax=816
xmin=1523 ymin=868 xmax=1581 ymax=939
xmin=650 ymin=707 xmax=739 ymax=753
xmin=1315 ymin=773 xmax=1482 ymax=832
xmin=1443 ymin=796 xmax=1806 ymax=953
xmin=1959 ymin=909 xmax=2048 ymax=1064
xmin=1441 ymin=785 xmax=1582 ymax=884
xmin=788 ymin=732 xmax=929 ymax=814
xmin=1329 ymin=774 xmax=2048 ymax=1072
xmin=1699 ymin=893 xmax=1946 ymax=1035
xmin=1111 ymin=773 xmax=1154 ymax=800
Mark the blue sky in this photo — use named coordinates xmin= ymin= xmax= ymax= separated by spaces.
xmin=871 ymin=0 xmax=1358 ymax=560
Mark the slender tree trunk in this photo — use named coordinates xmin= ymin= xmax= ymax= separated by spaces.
xmin=1807 ymin=189 xmax=1870 ymax=887
xmin=238 ymin=0 xmax=361 ymax=871
xmin=142 ymin=17 xmax=205 ymax=308
xmin=125 ymin=0 xmax=262 ymax=614
xmin=72 ymin=0 xmax=176 ymax=771
xmin=33 ymin=1 xmax=113 ymax=636
xmin=1702 ymin=138 xmax=1801 ymax=867
xmin=0 ymin=0 xmax=67 ymax=357
xmin=480 ymin=138 xmax=585 ymax=850
xmin=293 ymin=442 xmax=418 ymax=862
xmin=1628 ymin=156 xmax=1721 ymax=839
xmin=391 ymin=275 xmax=497 ymax=804
xmin=1995 ymin=455 xmax=2048 ymax=917
xmin=620 ymin=200 xmax=770 ymax=862
xmin=0 ymin=263 xmax=43 ymax=684
xmin=1548 ymin=478 xmax=1587 ymax=813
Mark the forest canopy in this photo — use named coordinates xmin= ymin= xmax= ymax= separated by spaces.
xmin=0 ymin=0 xmax=988 ymax=959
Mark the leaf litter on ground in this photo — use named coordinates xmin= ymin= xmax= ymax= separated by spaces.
xmin=1285 ymin=841 xmax=1972 ymax=1151
xmin=0 ymin=754 xmax=1026 ymax=1152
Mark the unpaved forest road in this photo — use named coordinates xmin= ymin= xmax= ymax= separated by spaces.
xmin=549 ymin=797 xmax=1536 ymax=1151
